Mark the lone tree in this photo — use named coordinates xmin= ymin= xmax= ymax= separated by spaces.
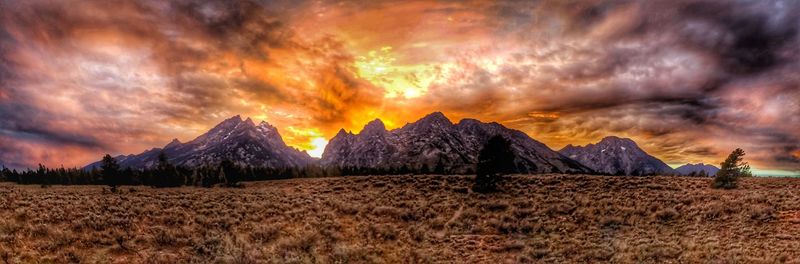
xmin=101 ymin=154 xmax=121 ymax=192
xmin=712 ymin=148 xmax=752 ymax=189
xmin=474 ymin=135 xmax=516 ymax=192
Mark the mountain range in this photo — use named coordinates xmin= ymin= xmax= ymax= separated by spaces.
xmin=321 ymin=112 xmax=590 ymax=174
xmin=559 ymin=136 xmax=676 ymax=176
xmin=675 ymin=163 xmax=719 ymax=176
xmin=86 ymin=113 xmax=682 ymax=176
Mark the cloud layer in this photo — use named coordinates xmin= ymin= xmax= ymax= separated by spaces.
xmin=0 ymin=0 xmax=798 ymax=174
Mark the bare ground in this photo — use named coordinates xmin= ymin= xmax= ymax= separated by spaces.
xmin=2 ymin=175 xmax=800 ymax=263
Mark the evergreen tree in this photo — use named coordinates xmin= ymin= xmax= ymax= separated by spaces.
xmin=434 ymin=158 xmax=446 ymax=175
xmin=220 ymin=159 xmax=242 ymax=187
xmin=101 ymin=154 xmax=121 ymax=192
xmin=712 ymin=148 xmax=752 ymax=189
xmin=0 ymin=166 xmax=8 ymax=182
xmin=37 ymin=164 xmax=50 ymax=187
xmin=420 ymin=164 xmax=430 ymax=175
xmin=217 ymin=166 xmax=227 ymax=186
xmin=474 ymin=135 xmax=516 ymax=192
xmin=400 ymin=165 xmax=410 ymax=175
xmin=155 ymin=152 xmax=181 ymax=187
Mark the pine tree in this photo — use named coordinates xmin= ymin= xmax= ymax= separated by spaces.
xmin=474 ymin=135 xmax=516 ymax=192
xmin=420 ymin=164 xmax=430 ymax=175
xmin=712 ymin=148 xmax=752 ymax=189
xmin=434 ymin=158 xmax=446 ymax=175
xmin=0 ymin=166 xmax=8 ymax=182
xmin=37 ymin=164 xmax=50 ymax=187
xmin=217 ymin=167 xmax=227 ymax=186
xmin=155 ymin=152 xmax=182 ymax=187
xmin=101 ymin=154 xmax=121 ymax=193
xmin=220 ymin=160 xmax=242 ymax=187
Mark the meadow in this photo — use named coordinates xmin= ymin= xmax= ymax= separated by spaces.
xmin=1 ymin=175 xmax=799 ymax=263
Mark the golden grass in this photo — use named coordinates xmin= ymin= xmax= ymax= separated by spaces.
xmin=1 ymin=175 xmax=800 ymax=263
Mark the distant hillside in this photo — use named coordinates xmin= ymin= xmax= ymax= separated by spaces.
xmin=675 ymin=163 xmax=719 ymax=176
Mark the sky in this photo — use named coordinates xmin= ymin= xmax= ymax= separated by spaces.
xmin=0 ymin=0 xmax=798 ymax=175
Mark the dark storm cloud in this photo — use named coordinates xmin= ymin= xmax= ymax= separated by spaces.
xmin=0 ymin=116 xmax=101 ymax=149
xmin=676 ymin=1 xmax=798 ymax=75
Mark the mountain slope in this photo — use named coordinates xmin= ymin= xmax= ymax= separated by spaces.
xmin=85 ymin=115 xmax=313 ymax=169
xmin=559 ymin=136 xmax=675 ymax=176
xmin=321 ymin=112 xmax=591 ymax=174
xmin=675 ymin=163 xmax=719 ymax=176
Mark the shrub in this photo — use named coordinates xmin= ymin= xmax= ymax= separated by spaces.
xmin=654 ymin=208 xmax=679 ymax=222
xmin=600 ymin=216 xmax=623 ymax=229
xmin=250 ymin=224 xmax=281 ymax=244
xmin=152 ymin=227 xmax=180 ymax=247
xmin=367 ymin=224 xmax=398 ymax=241
xmin=748 ymin=204 xmax=776 ymax=222
xmin=481 ymin=201 xmax=509 ymax=212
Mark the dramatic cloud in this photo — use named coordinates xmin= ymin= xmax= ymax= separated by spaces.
xmin=0 ymin=0 xmax=798 ymax=175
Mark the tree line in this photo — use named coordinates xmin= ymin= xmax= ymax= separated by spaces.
xmin=0 ymin=152 xmax=466 ymax=189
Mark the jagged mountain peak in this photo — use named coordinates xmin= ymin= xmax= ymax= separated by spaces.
xmin=207 ymin=115 xmax=248 ymax=134
xmin=457 ymin=118 xmax=503 ymax=128
xmin=457 ymin=118 xmax=481 ymax=125
xmin=258 ymin=120 xmax=272 ymax=127
xmin=244 ymin=117 xmax=255 ymax=126
xmin=559 ymin=136 xmax=675 ymax=176
xmin=335 ymin=128 xmax=352 ymax=137
xmin=401 ymin=111 xmax=454 ymax=134
xmin=599 ymin=136 xmax=634 ymax=144
xmin=165 ymin=138 xmax=181 ymax=149
xmin=256 ymin=120 xmax=279 ymax=134
xmin=223 ymin=114 xmax=243 ymax=124
xmin=362 ymin=119 xmax=386 ymax=134
xmin=419 ymin=111 xmax=451 ymax=124
xmin=597 ymin=136 xmax=642 ymax=149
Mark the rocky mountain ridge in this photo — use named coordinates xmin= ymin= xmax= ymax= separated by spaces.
xmin=321 ymin=112 xmax=592 ymax=174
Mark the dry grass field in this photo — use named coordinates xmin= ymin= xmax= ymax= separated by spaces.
xmin=2 ymin=175 xmax=800 ymax=263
